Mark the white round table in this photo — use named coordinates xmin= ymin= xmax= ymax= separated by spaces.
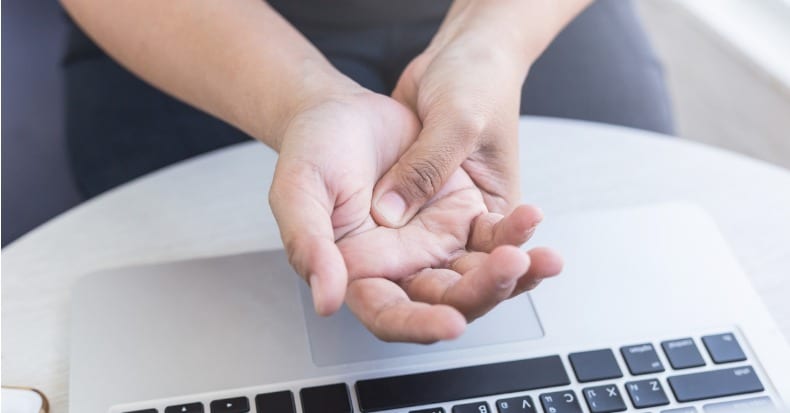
xmin=3 ymin=117 xmax=790 ymax=411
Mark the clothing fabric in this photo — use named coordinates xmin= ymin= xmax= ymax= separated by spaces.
xmin=267 ymin=0 xmax=452 ymax=27
xmin=64 ymin=0 xmax=673 ymax=198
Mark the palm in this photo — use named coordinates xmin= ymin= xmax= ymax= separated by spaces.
xmin=339 ymin=166 xmax=559 ymax=342
xmin=340 ymin=169 xmax=483 ymax=281
xmin=272 ymin=92 xmax=559 ymax=343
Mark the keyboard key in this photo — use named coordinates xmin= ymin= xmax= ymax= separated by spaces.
xmin=702 ymin=333 xmax=746 ymax=364
xmin=355 ymin=355 xmax=569 ymax=412
xmin=496 ymin=395 xmax=536 ymax=413
xmin=621 ymin=343 xmax=664 ymax=375
xmin=582 ymin=384 xmax=626 ymax=413
xmin=255 ymin=391 xmax=295 ymax=413
xmin=300 ymin=383 xmax=351 ymax=413
xmin=410 ymin=408 xmax=445 ymax=413
xmin=625 ymin=379 xmax=669 ymax=408
xmin=568 ymin=349 xmax=622 ymax=382
xmin=453 ymin=401 xmax=491 ymax=413
xmin=165 ymin=403 xmax=204 ymax=413
xmin=540 ymin=390 xmax=583 ymax=413
xmin=124 ymin=410 xmax=157 ymax=413
xmin=668 ymin=366 xmax=764 ymax=402
xmin=662 ymin=338 xmax=705 ymax=369
xmin=209 ymin=397 xmax=249 ymax=413
xmin=703 ymin=396 xmax=774 ymax=412
xmin=662 ymin=408 xmax=697 ymax=413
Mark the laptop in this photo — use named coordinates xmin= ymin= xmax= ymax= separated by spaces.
xmin=69 ymin=203 xmax=790 ymax=412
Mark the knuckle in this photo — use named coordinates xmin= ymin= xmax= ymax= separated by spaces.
xmin=522 ymin=279 xmax=542 ymax=292
xmin=373 ymin=329 xmax=397 ymax=343
xmin=424 ymin=100 xmax=490 ymax=155
xmin=454 ymin=107 xmax=488 ymax=138
xmin=435 ymin=97 xmax=489 ymax=139
xmin=370 ymin=317 xmax=397 ymax=343
xmin=283 ymin=237 xmax=299 ymax=265
xmin=400 ymin=157 xmax=448 ymax=200
xmin=282 ymin=236 xmax=308 ymax=278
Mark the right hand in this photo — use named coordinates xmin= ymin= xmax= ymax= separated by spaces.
xmin=269 ymin=88 xmax=421 ymax=318
xmin=270 ymin=88 xmax=562 ymax=343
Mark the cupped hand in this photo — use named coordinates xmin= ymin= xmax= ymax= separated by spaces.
xmin=270 ymin=89 xmax=561 ymax=343
xmin=339 ymin=169 xmax=562 ymax=343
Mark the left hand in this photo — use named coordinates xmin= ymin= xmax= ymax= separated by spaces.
xmin=371 ymin=0 xmax=551 ymax=227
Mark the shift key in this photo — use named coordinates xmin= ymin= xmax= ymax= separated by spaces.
xmin=668 ymin=366 xmax=763 ymax=402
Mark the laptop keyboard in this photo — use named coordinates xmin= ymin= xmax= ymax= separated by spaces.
xmin=120 ymin=331 xmax=778 ymax=413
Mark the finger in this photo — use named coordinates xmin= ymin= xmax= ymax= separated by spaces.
xmin=371 ymin=110 xmax=479 ymax=228
xmin=269 ymin=162 xmax=347 ymax=316
xmin=345 ymin=277 xmax=466 ymax=343
xmin=510 ymin=247 xmax=564 ymax=298
xmin=467 ymin=205 xmax=544 ymax=252
xmin=448 ymin=251 xmax=487 ymax=275
xmin=452 ymin=247 xmax=561 ymax=292
xmin=399 ymin=268 xmax=461 ymax=304
xmin=438 ymin=246 xmax=530 ymax=321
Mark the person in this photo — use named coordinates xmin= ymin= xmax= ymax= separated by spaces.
xmin=60 ymin=0 xmax=674 ymax=343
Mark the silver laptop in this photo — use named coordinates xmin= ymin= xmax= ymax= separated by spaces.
xmin=69 ymin=203 xmax=790 ymax=413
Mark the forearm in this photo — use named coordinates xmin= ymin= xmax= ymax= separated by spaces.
xmin=60 ymin=0 xmax=358 ymax=149
xmin=434 ymin=0 xmax=593 ymax=75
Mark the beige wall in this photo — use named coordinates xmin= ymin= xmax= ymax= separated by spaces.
xmin=635 ymin=0 xmax=790 ymax=169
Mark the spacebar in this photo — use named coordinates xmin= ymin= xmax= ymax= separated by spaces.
xmin=355 ymin=355 xmax=569 ymax=412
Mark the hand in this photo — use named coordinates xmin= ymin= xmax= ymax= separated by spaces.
xmin=371 ymin=1 xmax=536 ymax=227
xmin=269 ymin=89 xmax=562 ymax=343
xmin=339 ymin=169 xmax=562 ymax=343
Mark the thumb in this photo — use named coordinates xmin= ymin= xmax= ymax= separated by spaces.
xmin=269 ymin=162 xmax=347 ymax=316
xmin=372 ymin=115 xmax=475 ymax=227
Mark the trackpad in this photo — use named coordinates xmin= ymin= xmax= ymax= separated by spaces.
xmin=299 ymin=283 xmax=544 ymax=366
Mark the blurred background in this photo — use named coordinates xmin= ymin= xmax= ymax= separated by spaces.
xmin=636 ymin=0 xmax=790 ymax=170
xmin=2 ymin=0 xmax=790 ymax=246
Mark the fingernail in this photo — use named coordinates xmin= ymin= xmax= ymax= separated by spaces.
xmin=534 ymin=207 xmax=545 ymax=223
xmin=376 ymin=191 xmax=407 ymax=225
xmin=309 ymin=274 xmax=323 ymax=314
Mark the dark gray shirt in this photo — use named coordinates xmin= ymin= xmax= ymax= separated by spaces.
xmin=267 ymin=0 xmax=453 ymax=27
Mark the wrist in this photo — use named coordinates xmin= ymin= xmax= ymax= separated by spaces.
xmin=425 ymin=24 xmax=534 ymax=87
xmin=235 ymin=56 xmax=365 ymax=152
xmin=438 ymin=0 xmax=587 ymax=75
xmin=429 ymin=1 xmax=537 ymax=79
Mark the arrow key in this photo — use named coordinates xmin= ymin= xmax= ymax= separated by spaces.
xmin=210 ymin=397 xmax=250 ymax=413
xmin=165 ymin=403 xmax=204 ymax=413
